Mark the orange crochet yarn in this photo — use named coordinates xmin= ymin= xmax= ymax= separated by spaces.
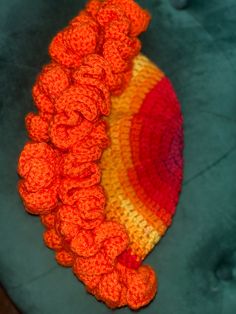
xmin=18 ymin=0 xmax=184 ymax=310
xmin=18 ymin=0 xmax=157 ymax=310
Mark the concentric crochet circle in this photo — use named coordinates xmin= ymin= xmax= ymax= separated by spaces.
xmin=102 ymin=54 xmax=183 ymax=263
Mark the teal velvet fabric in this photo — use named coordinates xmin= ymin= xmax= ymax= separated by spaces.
xmin=1 ymin=0 xmax=236 ymax=313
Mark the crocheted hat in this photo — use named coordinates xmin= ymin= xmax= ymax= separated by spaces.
xmin=17 ymin=0 xmax=183 ymax=310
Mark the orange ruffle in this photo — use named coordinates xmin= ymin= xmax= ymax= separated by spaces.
xmin=18 ymin=0 xmax=156 ymax=309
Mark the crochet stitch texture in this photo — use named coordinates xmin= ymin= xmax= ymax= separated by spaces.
xmin=17 ymin=0 xmax=183 ymax=309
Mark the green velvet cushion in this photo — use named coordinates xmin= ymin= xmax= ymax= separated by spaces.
xmin=0 ymin=0 xmax=236 ymax=313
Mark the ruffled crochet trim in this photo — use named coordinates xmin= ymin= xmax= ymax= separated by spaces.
xmin=18 ymin=0 xmax=156 ymax=309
